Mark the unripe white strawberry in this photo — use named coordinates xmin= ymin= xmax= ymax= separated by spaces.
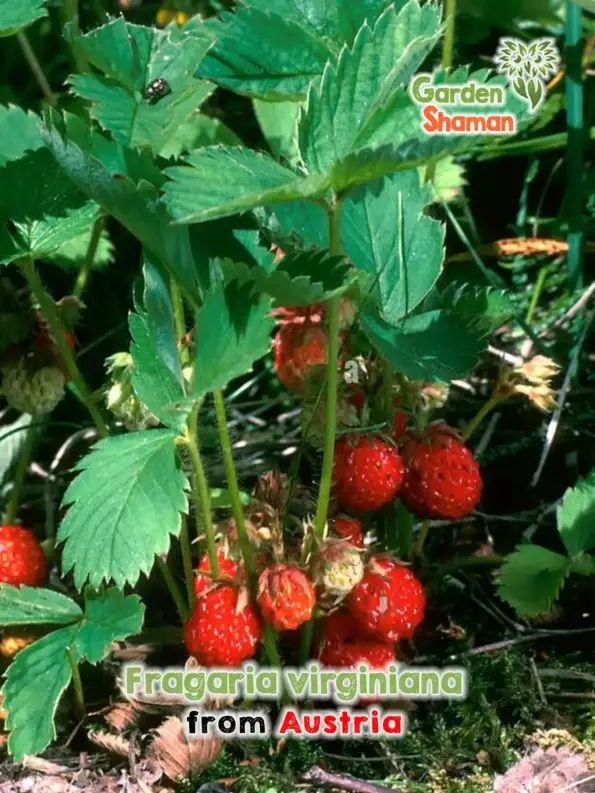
xmin=105 ymin=352 xmax=159 ymax=431
xmin=1 ymin=359 xmax=65 ymax=415
xmin=312 ymin=539 xmax=364 ymax=606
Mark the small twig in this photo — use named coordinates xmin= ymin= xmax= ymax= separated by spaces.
xmin=532 ymin=309 xmax=595 ymax=486
xmin=301 ymin=766 xmax=403 ymax=793
xmin=538 ymin=668 xmax=595 ymax=684
xmin=551 ymin=281 xmax=595 ymax=329
xmin=16 ymin=32 xmax=56 ymax=106
xmin=530 ymin=656 xmax=548 ymax=705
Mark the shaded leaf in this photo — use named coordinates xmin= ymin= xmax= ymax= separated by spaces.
xmin=497 ymin=545 xmax=570 ymax=617
xmin=43 ymin=111 xmax=199 ymax=304
xmin=49 ymin=225 xmax=114 ymax=271
xmin=220 ymin=248 xmax=353 ymax=307
xmin=0 ymin=148 xmax=100 ymax=264
xmin=253 ymin=99 xmax=301 ymax=165
xmin=0 ymin=0 xmax=47 ymax=37
xmin=163 ymin=145 xmax=327 ymax=224
xmin=0 ymin=585 xmax=82 ymax=626
xmin=59 ymin=430 xmax=188 ymax=589
xmin=192 ymin=279 xmax=273 ymax=398
xmin=0 ymin=105 xmax=43 ymax=166
xmin=0 ymin=414 xmax=32 ymax=488
xmin=557 ymin=470 xmax=595 ymax=557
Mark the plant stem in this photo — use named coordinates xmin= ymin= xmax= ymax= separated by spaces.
xmin=73 ymin=217 xmax=104 ymax=299
xmin=19 ymin=258 xmax=109 ymax=438
xmin=442 ymin=0 xmax=457 ymax=69
xmin=565 ymin=0 xmax=585 ymax=290
xmin=463 ymin=393 xmax=508 ymax=442
xmin=156 ymin=556 xmax=189 ymax=621
xmin=179 ymin=516 xmax=195 ymax=609
xmin=213 ymin=390 xmax=255 ymax=579
xmin=313 ymin=198 xmax=343 ymax=541
xmin=16 ymin=32 xmax=56 ymax=106
xmin=3 ymin=424 xmax=38 ymax=525
xmin=525 ymin=265 xmax=549 ymax=325
xmin=415 ymin=520 xmax=430 ymax=557
xmin=381 ymin=359 xmax=394 ymax=430
xmin=170 ymin=277 xmax=190 ymax=367
xmin=185 ymin=405 xmax=218 ymax=576
xmin=479 ymin=128 xmax=595 ymax=160
xmin=68 ymin=652 xmax=86 ymax=719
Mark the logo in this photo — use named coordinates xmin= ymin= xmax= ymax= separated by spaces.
xmin=494 ymin=37 xmax=560 ymax=112
xmin=409 ymin=37 xmax=560 ymax=136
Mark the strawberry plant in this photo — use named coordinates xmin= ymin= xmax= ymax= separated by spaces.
xmin=0 ymin=0 xmax=594 ymax=788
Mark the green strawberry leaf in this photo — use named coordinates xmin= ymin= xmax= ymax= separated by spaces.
xmin=253 ymin=99 xmax=302 ymax=166
xmin=0 ymin=148 xmax=100 ymax=265
xmin=163 ymin=145 xmax=328 ymax=224
xmin=0 ymin=105 xmax=43 ymax=166
xmin=192 ymin=278 xmax=274 ymax=399
xmin=159 ymin=112 xmax=242 ymax=160
xmin=0 ymin=414 xmax=33 ymax=488
xmin=43 ymin=111 xmax=200 ymax=304
xmin=0 ymin=585 xmax=82 ymax=626
xmin=337 ymin=0 xmax=397 ymax=44
xmin=497 ymin=545 xmax=571 ymax=617
xmin=362 ymin=305 xmax=485 ymax=382
xmin=2 ymin=625 xmax=78 ymax=762
xmin=0 ymin=0 xmax=47 ymax=37
xmin=129 ymin=259 xmax=187 ymax=431
xmin=58 ymin=430 xmax=188 ymax=589
xmin=196 ymin=6 xmax=335 ymax=100
xmin=68 ymin=19 xmax=214 ymax=152
xmin=341 ymin=171 xmax=445 ymax=323
xmin=220 ymin=247 xmax=353 ymax=307
xmin=557 ymin=469 xmax=595 ymax=557
xmin=1 ymin=587 xmax=144 ymax=762
xmin=298 ymin=1 xmax=443 ymax=176
xmin=72 ymin=588 xmax=145 ymax=663
xmin=49 ymin=225 xmax=114 ymax=271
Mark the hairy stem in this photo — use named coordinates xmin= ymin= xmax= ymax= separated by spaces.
xmin=313 ymin=198 xmax=343 ymax=540
xmin=73 ymin=217 xmax=104 ymax=299
xmin=68 ymin=652 xmax=86 ymax=719
xmin=20 ymin=258 xmax=109 ymax=438
xmin=463 ymin=393 xmax=508 ymax=442
xmin=170 ymin=277 xmax=190 ymax=367
xmin=156 ymin=556 xmax=189 ymax=621
xmin=442 ymin=0 xmax=457 ymax=69
xmin=213 ymin=390 xmax=255 ymax=580
xmin=179 ymin=516 xmax=195 ymax=609
xmin=3 ymin=424 xmax=38 ymax=525
xmin=415 ymin=519 xmax=430 ymax=557
xmin=16 ymin=33 xmax=56 ymax=106
xmin=185 ymin=405 xmax=218 ymax=576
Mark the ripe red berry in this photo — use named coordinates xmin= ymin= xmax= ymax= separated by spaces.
xmin=346 ymin=557 xmax=425 ymax=642
xmin=194 ymin=548 xmax=240 ymax=597
xmin=400 ymin=424 xmax=482 ymax=519
xmin=317 ymin=609 xmax=396 ymax=668
xmin=333 ymin=435 xmax=404 ymax=513
xmin=257 ymin=564 xmax=315 ymax=631
xmin=0 ymin=525 xmax=48 ymax=587
xmin=333 ymin=515 xmax=365 ymax=550
xmin=183 ymin=584 xmax=261 ymax=667
xmin=273 ymin=324 xmax=329 ymax=393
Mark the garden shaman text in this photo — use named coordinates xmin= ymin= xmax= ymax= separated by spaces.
xmin=410 ymin=75 xmax=517 ymax=135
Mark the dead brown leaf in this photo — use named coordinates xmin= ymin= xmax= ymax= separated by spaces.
xmin=147 ymin=716 xmax=223 ymax=781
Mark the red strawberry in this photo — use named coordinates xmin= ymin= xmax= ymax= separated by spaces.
xmin=0 ymin=525 xmax=48 ymax=587
xmin=400 ymin=424 xmax=482 ymax=519
xmin=333 ymin=515 xmax=365 ymax=550
xmin=194 ymin=548 xmax=241 ymax=597
xmin=274 ymin=324 xmax=330 ymax=393
xmin=333 ymin=435 xmax=404 ymax=513
xmin=257 ymin=564 xmax=315 ymax=631
xmin=346 ymin=557 xmax=425 ymax=642
xmin=183 ymin=584 xmax=261 ymax=667
xmin=317 ymin=609 xmax=396 ymax=668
